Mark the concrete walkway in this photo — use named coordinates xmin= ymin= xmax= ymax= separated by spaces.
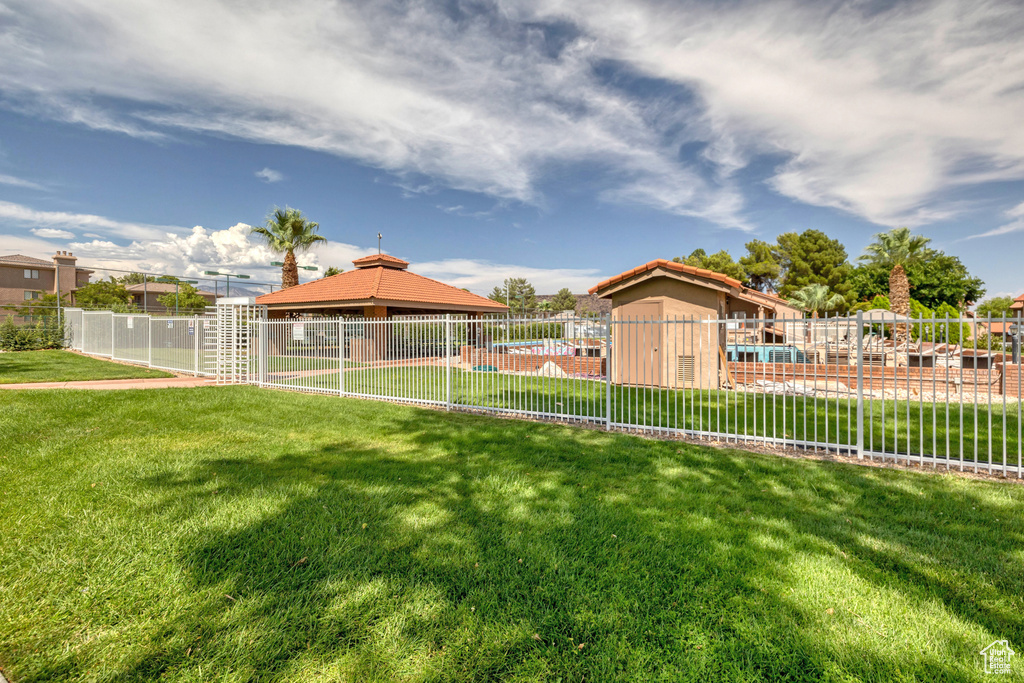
xmin=0 ymin=376 xmax=214 ymax=390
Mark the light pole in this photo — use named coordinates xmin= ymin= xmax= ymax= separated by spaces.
xmin=158 ymin=277 xmax=198 ymax=315
xmin=203 ymin=271 xmax=251 ymax=297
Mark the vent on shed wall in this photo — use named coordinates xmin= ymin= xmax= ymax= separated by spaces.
xmin=677 ymin=355 xmax=695 ymax=384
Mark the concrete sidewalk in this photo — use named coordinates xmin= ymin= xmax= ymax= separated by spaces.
xmin=0 ymin=376 xmax=215 ymax=390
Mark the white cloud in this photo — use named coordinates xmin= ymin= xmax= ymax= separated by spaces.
xmin=0 ymin=173 xmax=45 ymax=190
xmin=30 ymin=227 xmax=75 ymax=239
xmin=0 ymin=200 xmax=179 ymax=240
xmin=255 ymin=167 xmax=283 ymax=183
xmin=3 ymin=0 xmax=1022 ymax=229
xmin=964 ymin=200 xmax=1024 ymax=240
xmin=413 ymin=258 xmax=603 ymax=295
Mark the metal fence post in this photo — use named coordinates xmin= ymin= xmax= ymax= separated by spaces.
xmin=194 ymin=317 xmax=201 ymax=377
xmin=605 ymin=314 xmax=612 ymax=431
xmin=856 ymin=310 xmax=865 ymax=459
xmin=338 ymin=318 xmax=345 ymax=397
xmin=445 ymin=314 xmax=452 ymax=410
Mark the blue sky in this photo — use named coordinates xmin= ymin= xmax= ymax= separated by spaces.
xmin=1 ymin=0 xmax=1023 ymax=299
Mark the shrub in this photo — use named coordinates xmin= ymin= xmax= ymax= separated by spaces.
xmin=0 ymin=314 xmax=67 ymax=351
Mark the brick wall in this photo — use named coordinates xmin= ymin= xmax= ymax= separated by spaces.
xmin=1002 ymin=364 xmax=1022 ymax=399
xmin=461 ymin=347 xmax=605 ymax=376
xmin=726 ymin=362 xmax=1005 ymax=394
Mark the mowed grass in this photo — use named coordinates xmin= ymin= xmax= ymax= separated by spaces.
xmin=1 ymin=388 xmax=1023 ymax=682
xmin=270 ymin=365 xmax=1023 ymax=465
xmin=0 ymin=350 xmax=174 ymax=384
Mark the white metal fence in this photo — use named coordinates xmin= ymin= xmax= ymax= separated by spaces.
xmin=63 ymin=304 xmax=1023 ymax=477
xmin=249 ymin=312 xmax=1022 ymax=477
xmin=65 ymin=307 xmax=217 ymax=377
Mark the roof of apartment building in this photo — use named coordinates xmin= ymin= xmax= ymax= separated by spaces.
xmin=256 ymin=254 xmax=508 ymax=311
xmin=0 ymin=254 xmax=55 ymax=267
xmin=1011 ymin=293 xmax=1024 ymax=311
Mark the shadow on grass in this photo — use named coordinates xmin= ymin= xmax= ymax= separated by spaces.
xmin=111 ymin=404 xmax=1022 ymax=681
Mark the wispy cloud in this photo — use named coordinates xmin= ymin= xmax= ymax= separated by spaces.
xmin=0 ymin=173 xmax=45 ymax=191
xmin=255 ymin=167 xmax=283 ymax=183
xmin=963 ymin=201 xmax=1024 ymax=240
xmin=2 ymin=0 xmax=1023 ymax=229
xmin=0 ymin=200 xmax=179 ymax=240
xmin=30 ymin=227 xmax=74 ymax=239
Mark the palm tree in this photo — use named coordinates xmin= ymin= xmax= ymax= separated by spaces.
xmin=251 ymin=207 xmax=327 ymax=289
xmin=788 ymin=283 xmax=845 ymax=318
xmin=859 ymin=227 xmax=931 ymax=316
xmin=859 ymin=227 xmax=931 ymax=344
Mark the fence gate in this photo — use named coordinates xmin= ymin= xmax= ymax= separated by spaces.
xmin=215 ymin=298 xmax=266 ymax=384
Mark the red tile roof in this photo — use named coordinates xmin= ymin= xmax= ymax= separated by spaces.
xmin=351 ymin=253 xmax=409 ymax=269
xmin=256 ymin=259 xmax=507 ymax=311
xmin=589 ymin=258 xmax=794 ymax=308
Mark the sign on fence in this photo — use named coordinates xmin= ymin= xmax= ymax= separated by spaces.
xmin=127 ymin=317 xmax=134 ymax=329
xmin=188 ymin=321 xmax=195 ymax=336
xmin=292 ymin=322 xmax=305 ymax=341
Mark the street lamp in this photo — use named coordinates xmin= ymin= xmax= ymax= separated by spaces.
xmin=157 ymin=277 xmax=198 ymax=315
xmin=270 ymin=262 xmax=317 ymax=272
xmin=203 ymin=271 xmax=250 ymax=297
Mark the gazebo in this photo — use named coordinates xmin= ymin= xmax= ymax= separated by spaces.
xmin=255 ymin=254 xmax=508 ymax=363
xmin=256 ymin=254 xmax=508 ymax=318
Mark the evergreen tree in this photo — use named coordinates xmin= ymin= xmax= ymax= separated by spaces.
xmin=776 ymin=230 xmax=853 ymax=303
xmin=739 ymin=239 xmax=781 ymax=292
xmin=673 ymin=249 xmax=746 ymax=283
xmin=488 ymin=278 xmax=536 ymax=314
xmin=549 ymin=288 xmax=578 ymax=312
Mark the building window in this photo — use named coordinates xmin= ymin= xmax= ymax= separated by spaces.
xmin=24 ymin=291 xmax=41 ymax=300
xmin=24 ymin=269 xmax=39 ymax=279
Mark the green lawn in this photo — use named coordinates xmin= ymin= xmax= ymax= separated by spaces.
xmin=264 ymin=365 xmax=1023 ymax=467
xmin=0 ymin=350 xmax=174 ymax=384
xmin=1 ymin=387 xmax=1022 ymax=681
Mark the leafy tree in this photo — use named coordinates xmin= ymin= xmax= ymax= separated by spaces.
xmin=74 ymin=279 xmax=133 ymax=310
xmin=156 ymin=282 xmax=209 ymax=314
xmin=673 ymin=249 xmax=746 ymax=283
xmin=323 ymin=266 xmax=343 ymax=277
xmin=117 ymin=272 xmax=158 ymax=285
xmin=910 ymin=255 xmax=984 ymax=310
xmin=3 ymin=292 xmax=67 ymax=320
xmin=776 ymin=230 xmax=853 ymax=302
xmin=488 ymin=278 xmax=536 ymax=314
xmin=930 ymin=302 xmax=971 ymax=346
xmin=536 ymin=300 xmax=553 ymax=313
xmin=858 ymin=228 xmax=931 ymax=325
xmin=848 ymin=294 xmax=892 ymax=314
xmin=739 ymin=239 xmax=781 ymax=292
xmin=549 ymin=288 xmax=578 ymax=312
xmin=976 ymin=296 xmax=1015 ymax=317
xmin=251 ymin=207 xmax=327 ymax=289
xmin=787 ymin=283 xmax=845 ymax=317
xmin=850 ymin=241 xmax=983 ymax=311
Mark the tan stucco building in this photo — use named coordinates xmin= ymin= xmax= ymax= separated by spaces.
xmin=0 ymin=252 xmax=92 ymax=319
xmin=590 ymin=259 xmax=802 ymax=388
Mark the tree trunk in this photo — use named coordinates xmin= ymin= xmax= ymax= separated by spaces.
xmin=282 ymin=250 xmax=299 ymax=289
xmin=890 ymin=264 xmax=911 ymax=345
